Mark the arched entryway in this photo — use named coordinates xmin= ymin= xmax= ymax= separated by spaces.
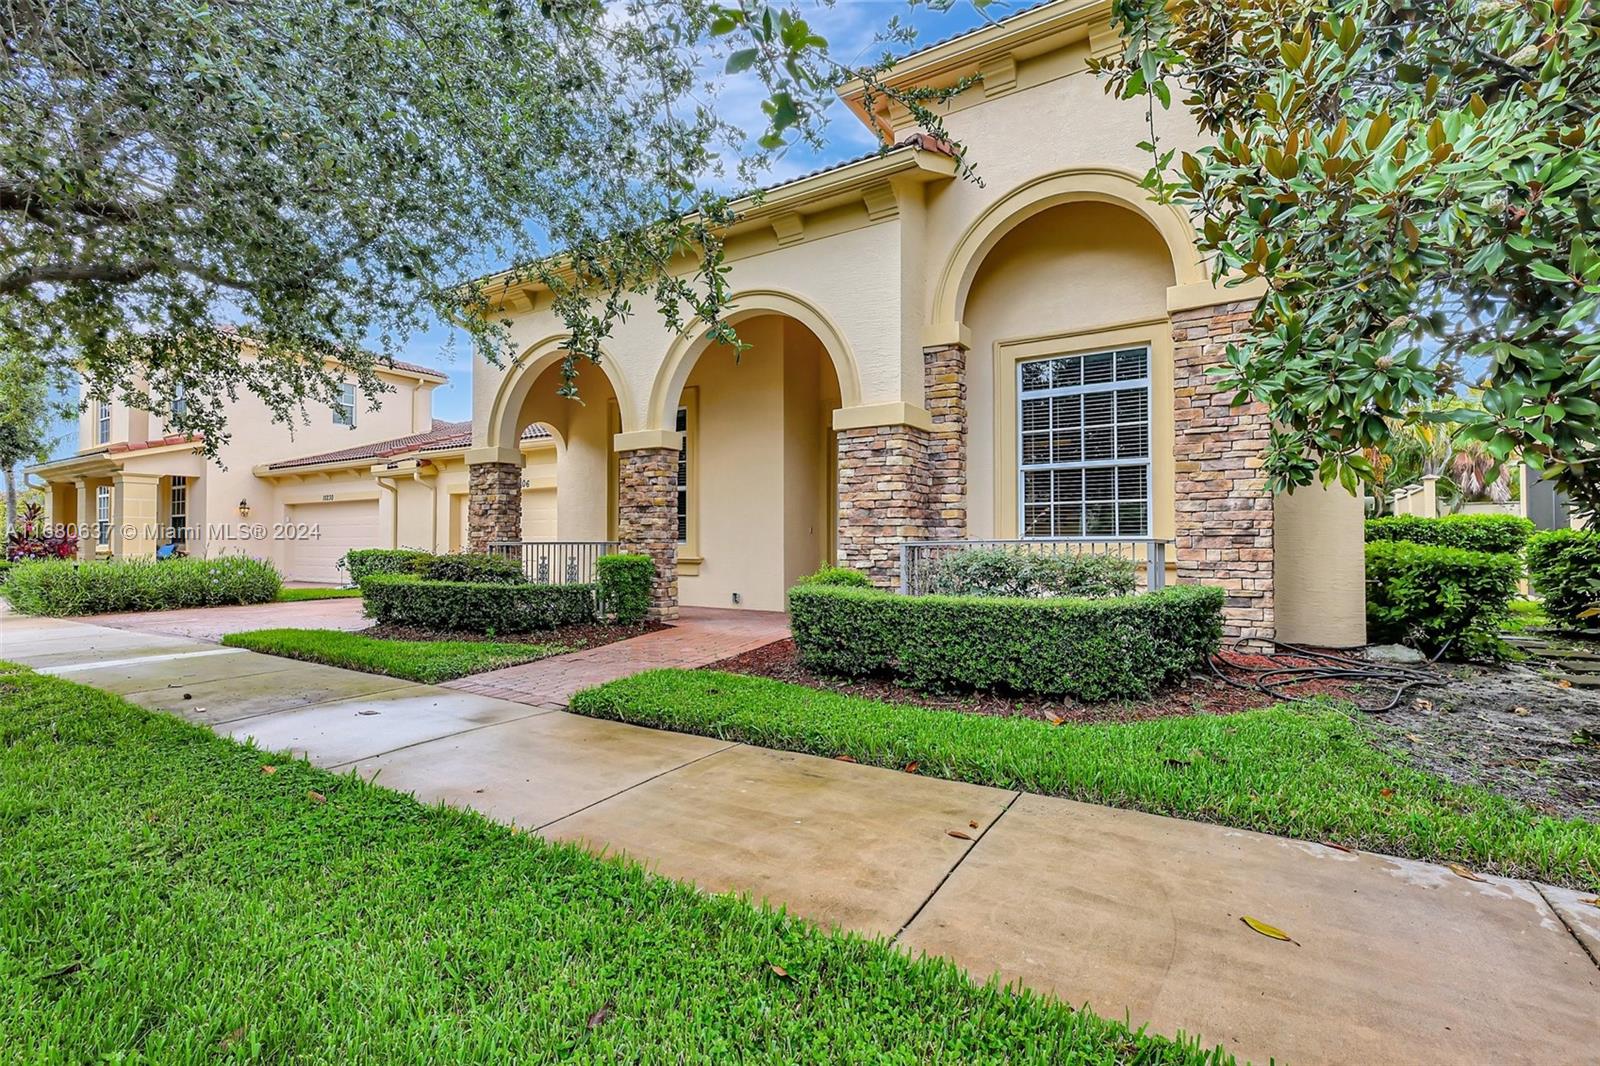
xmin=650 ymin=312 xmax=845 ymax=612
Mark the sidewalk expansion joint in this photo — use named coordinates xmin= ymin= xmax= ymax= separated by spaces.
xmin=890 ymin=789 xmax=1024 ymax=945
xmin=531 ymin=740 xmax=740 ymax=833
xmin=1534 ymin=882 xmax=1600 ymax=973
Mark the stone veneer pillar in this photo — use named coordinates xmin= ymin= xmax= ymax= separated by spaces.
xmin=616 ymin=447 xmax=679 ymax=620
xmin=835 ymin=425 xmax=932 ymax=587
xmin=923 ymin=345 xmax=968 ymax=541
xmin=1171 ymin=299 xmax=1275 ymax=649
xmin=467 ymin=461 xmax=522 ymax=552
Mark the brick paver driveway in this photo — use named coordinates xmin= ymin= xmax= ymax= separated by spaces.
xmin=78 ymin=597 xmax=369 ymax=642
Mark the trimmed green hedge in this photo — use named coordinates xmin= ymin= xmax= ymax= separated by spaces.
xmin=5 ymin=557 xmax=282 ymax=616
xmin=1364 ymin=513 xmax=1534 ymax=554
xmin=787 ymin=583 xmax=1224 ymax=702
xmin=361 ymin=574 xmax=593 ymax=633
xmin=596 ymin=553 xmax=654 ymax=623
xmin=417 ymin=551 xmax=526 ymax=584
xmin=340 ymin=548 xmax=433 ymax=583
xmin=1528 ymin=528 xmax=1600 ymax=625
xmin=794 ymin=565 xmax=872 ymax=588
xmin=1364 ymin=540 xmax=1521 ymax=654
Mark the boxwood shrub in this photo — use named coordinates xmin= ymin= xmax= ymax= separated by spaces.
xmin=340 ymin=548 xmax=433 ymax=583
xmin=417 ymin=551 xmax=526 ymax=584
xmin=596 ymin=553 xmax=654 ymax=623
xmin=1527 ymin=528 xmax=1600 ymax=625
xmin=794 ymin=565 xmax=871 ymax=588
xmin=5 ymin=557 xmax=282 ymax=616
xmin=924 ymin=547 xmax=1137 ymax=599
xmin=1364 ymin=513 xmax=1534 ymax=554
xmin=361 ymin=574 xmax=594 ymax=633
xmin=1364 ymin=540 xmax=1521 ymax=654
xmin=786 ymin=583 xmax=1224 ymax=702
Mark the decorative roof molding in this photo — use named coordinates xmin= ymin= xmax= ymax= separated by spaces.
xmin=770 ymin=212 xmax=805 ymax=246
xmin=861 ymin=183 xmax=899 ymax=221
xmin=979 ymin=54 xmax=1018 ymax=98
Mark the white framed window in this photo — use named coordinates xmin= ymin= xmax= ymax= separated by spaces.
xmin=171 ymin=384 xmax=187 ymax=420
xmin=1018 ymin=346 xmax=1151 ymax=538
xmin=675 ymin=405 xmax=689 ymax=543
xmin=169 ymin=476 xmax=188 ymax=542
xmin=96 ymin=485 xmax=111 ymax=545
xmin=333 ymin=382 xmax=357 ymax=427
xmin=97 ymin=401 xmax=111 ymax=444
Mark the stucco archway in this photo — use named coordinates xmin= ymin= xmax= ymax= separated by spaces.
xmin=645 ymin=289 xmax=862 ymax=434
xmin=929 ymin=167 xmax=1207 ymax=336
xmin=480 ymin=335 xmax=635 ymax=452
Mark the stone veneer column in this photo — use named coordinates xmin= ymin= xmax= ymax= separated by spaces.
xmin=467 ymin=461 xmax=522 ymax=552
xmin=923 ymin=345 xmax=968 ymax=541
xmin=1171 ymin=299 xmax=1274 ymax=649
xmin=616 ymin=447 xmax=679 ymax=620
xmin=835 ymin=425 xmax=932 ymax=587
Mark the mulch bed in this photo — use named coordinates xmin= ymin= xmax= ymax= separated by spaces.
xmin=706 ymin=638 xmax=1354 ymax=725
xmin=360 ymin=619 xmax=668 ymax=650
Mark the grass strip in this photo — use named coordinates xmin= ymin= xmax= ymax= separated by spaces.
xmin=275 ymin=587 xmax=363 ymax=602
xmin=570 ymin=669 xmax=1600 ymax=890
xmin=0 ymin=663 xmax=1227 ymax=1064
xmin=222 ymin=628 xmax=567 ymax=683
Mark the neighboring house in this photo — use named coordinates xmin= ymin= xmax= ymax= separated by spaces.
xmin=30 ymin=360 xmax=557 ymax=584
xmin=461 ymin=0 xmax=1366 ymax=647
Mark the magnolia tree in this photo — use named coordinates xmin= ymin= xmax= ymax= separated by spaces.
xmin=1090 ymin=0 xmax=1600 ymax=511
xmin=1 ymin=0 xmax=754 ymax=451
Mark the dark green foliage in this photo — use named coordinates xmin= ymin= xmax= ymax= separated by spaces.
xmin=415 ymin=551 xmax=526 ymax=584
xmin=787 ymin=584 xmax=1224 ymax=702
xmin=571 ymin=670 xmax=1600 ymax=889
xmin=1527 ymin=529 xmax=1600 ymax=625
xmin=793 ymin=565 xmax=871 ymax=587
xmin=0 ymin=665 xmax=1226 ymax=1063
xmin=1364 ymin=541 xmax=1521 ymax=654
xmin=925 ymin=547 xmax=1138 ymax=599
xmin=1364 ymin=514 xmax=1534 ymax=555
xmin=5 ymin=557 xmax=281 ymax=616
xmin=340 ymin=548 xmax=433 ymax=584
xmin=596 ymin=553 xmax=654 ymax=624
xmin=360 ymin=574 xmax=593 ymax=633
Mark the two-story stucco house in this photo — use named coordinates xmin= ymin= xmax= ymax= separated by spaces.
xmin=460 ymin=0 xmax=1367 ymax=647
xmin=31 ymin=357 xmax=558 ymax=584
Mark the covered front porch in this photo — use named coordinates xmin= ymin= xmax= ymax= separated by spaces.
xmin=32 ymin=444 xmax=205 ymax=561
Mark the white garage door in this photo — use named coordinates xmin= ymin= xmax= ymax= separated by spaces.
xmin=285 ymin=499 xmax=380 ymax=585
xmin=522 ymin=487 xmax=557 ymax=540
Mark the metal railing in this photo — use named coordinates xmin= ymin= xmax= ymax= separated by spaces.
xmin=899 ymin=538 xmax=1172 ymax=595
xmin=489 ymin=541 xmax=618 ymax=585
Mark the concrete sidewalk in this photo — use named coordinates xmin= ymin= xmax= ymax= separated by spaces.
xmin=3 ymin=610 xmax=1597 ymax=1065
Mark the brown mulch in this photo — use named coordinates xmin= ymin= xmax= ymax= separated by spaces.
xmin=360 ymin=619 xmax=667 ymax=650
xmin=705 ymin=638 xmax=1355 ymax=724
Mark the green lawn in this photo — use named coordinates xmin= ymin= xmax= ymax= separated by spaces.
xmin=222 ymin=628 xmax=568 ymax=683
xmin=1503 ymin=598 xmax=1551 ymax=633
xmin=0 ymin=664 xmax=1227 ymax=1063
xmin=570 ymin=670 xmax=1600 ymax=890
xmin=276 ymin=586 xmax=363 ymax=602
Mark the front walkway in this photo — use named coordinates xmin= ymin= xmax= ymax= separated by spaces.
xmin=81 ymin=596 xmax=370 ymax=642
xmin=3 ymin=609 xmax=1597 ymax=1065
xmin=445 ymin=607 xmax=791 ymax=707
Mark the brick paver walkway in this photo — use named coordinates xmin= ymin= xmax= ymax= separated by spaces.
xmin=444 ymin=607 xmax=790 ymax=707
xmin=78 ymin=597 xmax=370 ymax=642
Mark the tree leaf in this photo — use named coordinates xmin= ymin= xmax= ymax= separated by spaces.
xmin=1241 ymin=916 xmax=1297 ymax=943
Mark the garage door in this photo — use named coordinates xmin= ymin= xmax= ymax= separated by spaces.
xmin=522 ymin=487 xmax=557 ymax=540
xmin=284 ymin=499 xmax=380 ymax=584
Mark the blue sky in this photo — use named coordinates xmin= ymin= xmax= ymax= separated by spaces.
xmin=46 ymin=1 xmax=1004 ymax=461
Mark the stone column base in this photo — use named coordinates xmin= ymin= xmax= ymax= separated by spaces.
xmin=1171 ymin=299 xmax=1274 ymax=650
xmin=836 ymin=424 xmax=932 ymax=587
xmin=616 ymin=447 xmax=679 ymax=620
xmin=467 ymin=462 xmax=522 ymax=552
xmin=924 ymin=345 xmax=968 ymax=542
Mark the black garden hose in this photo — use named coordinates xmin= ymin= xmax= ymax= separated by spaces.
xmin=1205 ymin=639 xmax=1448 ymax=714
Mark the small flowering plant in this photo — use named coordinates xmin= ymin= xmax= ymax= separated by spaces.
xmin=6 ymin=501 xmax=77 ymax=561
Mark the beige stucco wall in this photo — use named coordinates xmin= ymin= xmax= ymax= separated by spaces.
xmin=963 ymin=200 xmax=1177 ymax=541
xmin=1274 ymin=483 xmax=1368 ymax=647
